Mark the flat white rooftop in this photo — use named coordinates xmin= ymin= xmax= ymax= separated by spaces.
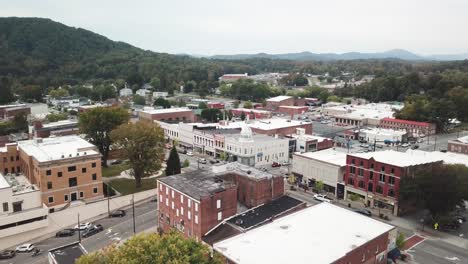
xmin=138 ymin=107 xmax=192 ymax=114
xmin=246 ymin=118 xmax=311 ymax=130
xmin=350 ymin=150 xmax=443 ymax=167
xmin=405 ymin=149 xmax=468 ymax=167
xmin=360 ymin=128 xmax=407 ymax=136
xmin=232 ymin=108 xmax=271 ymax=114
xmin=18 ymin=136 xmax=98 ymax=162
xmin=0 ymin=174 xmax=9 ymax=189
xmin=266 ymin=95 xmax=292 ymax=102
xmin=214 ymin=203 xmax=394 ymax=264
xmin=42 ymin=119 xmax=78 ymax=128
xmin=454 ymin=135 xmax=468 ymax=144
xmin=294 ymin=148 xmax=347 ymax=167
xmin=292 ymin=133 xmax=330 ymax=142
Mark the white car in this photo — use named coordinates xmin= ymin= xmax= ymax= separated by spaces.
xmin=199 ymin=158 xmax=207 ymax=164
xmin=186 ymin=151 xmax=193 ymax=156
xmin=74 ymin=222 xmax=92 ymax=230
xmin=313 ymin=194 xmax=332 ymax=203
xmin=281 ymin=162 xmax=289 ymax=166
xmin=16 ymin=243 xmax=35 ymax=252
xmin=401 ymin=143 xmax=409 ymax=148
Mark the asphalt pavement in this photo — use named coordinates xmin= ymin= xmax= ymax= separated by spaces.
xmin=0 ymin=201 xmax=158 ymax=264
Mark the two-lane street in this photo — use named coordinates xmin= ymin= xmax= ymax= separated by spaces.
xmin=1 ymin=201 xmax=158 ymax=264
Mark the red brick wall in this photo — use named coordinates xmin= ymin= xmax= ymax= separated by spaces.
xmin=334 ymin=232 xmax=390 ymax=264
xmin=317 ymin=138 xmax=334 ymax=150
xmin=140 ymin=110 xmax=195 ymax=122
xmin=277 ymin=106 xmax=308 ymax=117
xmin=266 ymin=97 xmax=295 ymax=110
xmin=223 ymin=173 xmax=284 ymax=208
xmin=158 ymin=182 xmax=237 ymax=240
xmin=0 ymin=144 xmax=21 ymax=174
xmin=448 ymin=142 xmax=468 ymax=154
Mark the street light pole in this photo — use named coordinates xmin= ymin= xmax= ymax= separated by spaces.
xmin=77 ymin=213 xmax=81 ymax=242
xmin=132 ymin=194 xmax=136 ymax=234
xmin=107 ymin=183 xmax=111 ymax=217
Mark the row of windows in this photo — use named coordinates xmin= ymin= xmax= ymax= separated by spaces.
xmin=2 ymin=156 xmax=19 ymax=163
xmin=46 ymin=174 xmax=97 ymax=190
xmin=3 ymin=166 xmax=20 ymax=175
xmin=47 ymin=187 xmax=99 ymax=204
xmin=46 ymin=163 xmax=97 ymax=177
xmin=349 ymin=161 xmax=396 ymax=174
xmin=348 ymin=178 xmax=395 ymax=197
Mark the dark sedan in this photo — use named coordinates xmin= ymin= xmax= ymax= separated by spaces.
xmin=55 ymin=229 xmax=75 ymax=237
xmin=110 ymin=209 xmax=126 ymax=218
xmin=354 ymin=209 xmax=372 ymax=217
xmin=0 ymin=250 xmax=15 ymax=259
xmin=82 ymin=224 xmax=104 ymax=238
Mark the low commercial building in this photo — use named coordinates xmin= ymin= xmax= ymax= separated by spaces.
xmin=0 ymin=104 xmax=31 ymax=120
xmin=119 ymin=88 xmax=133 ymax=97
xmin=207 ymin=102 xmax=225 ymax=109
xmin=218 ymin=73 xmax=248 ymax=82
xmin=32 ymin=120 xmax=79 ymax=138
xmin=447 ymin=135 xmax=468 ymax=155
xmin=193 ymin=126 xmax=240 ymax=158
xmin=224 ymin=126 xmax=289 ymax=167
xmin=358 ymin=128 xmax=408 ymax=143
xmin=277 ymin=105 xmax=308 ymax=117
xmin=230 ymin=108 xmax=271 ymax=119
xmin=138 ymin=107 xmax=195 ymax=123
xmin=214 ymin=203 xmax=395 ymax=264
xmin=153 ymin=91 xmax=168 ymax=98
xmin=244 ymin=118 xmax=313 ymax=136
xmin=265 ymin=95 xmax=295 ymax=110
xmin=157 ymin=164 xmax=284 ymax=240
xmin=291 ymin=128 xmax=333 ymax=152
xmin=292 ymin=148 xmax=347 ymax=197
xmin=0 ymin=136 xmax=104 ymax=210
xmin=405 ymin=149 xmax=468 ymax=167
xmin=0 ymin=173 xmax=48 ymax=238
xmin=380 ymin=118 xmax=436 ymax=136
xmin=329 ymin=103 xmax=402 ymax=127
xmin=344 ymin=150 xmax=442 ymax=215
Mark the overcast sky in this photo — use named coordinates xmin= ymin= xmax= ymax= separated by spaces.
xmin=2 ymin=0 xmax=467 ymax=55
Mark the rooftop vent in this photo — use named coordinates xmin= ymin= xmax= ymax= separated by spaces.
xmin=61 ymin=155 xmax=65 ymax=158
xmin=69 ymin=154 xmax=72 ymax=157
xmin=246 ymin=170 xmax=251 ymax=174
xmin=76 ymin=153 xmax=80 ymax=156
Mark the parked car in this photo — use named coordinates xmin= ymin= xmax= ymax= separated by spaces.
xmin=110 ymin=159 xmax=122 ymax=165
xmin=271 ymin=162 xmax=281 ymax=168
xmin=440 ymin=149 xmax=447 ymax=153
xmin=354 ymin=209 xmax=372 ymax=217
xmin=199 ymin=158 xmax=207 ymax=164
xmin=186 ymin=151 xmax=193 ymax=156
xmin=55 ymin=229 xmax=75 ymax=237
xmin=401 ymin=143 xmax=409 ymax=148
xmin=15 ymin=244 xmax=35 ymax=252
xmin=110 ymin=210 xmax=126 ymax=218
xmin=0 ymin=250 xmax=16 ymax=259
xmin=260 ymin=167 xmax=268 ymax=172
xmin=313 ymin=194 xmax=332 ymax=203
xmin=411 ymin=145 xmax=419 ymax=150
xmin=281 ymin=161 xmax=289 ymax=166
xmin=82 ymin=224 xmax=104 ymax=238
xmin=74 ymin=222 xmax=92 ymax=230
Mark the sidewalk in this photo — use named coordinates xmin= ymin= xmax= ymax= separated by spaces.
xmin=286 ymin=183 xmax=468 ymax=250
xmin=0 ymin=189 xmax=157 ymax=250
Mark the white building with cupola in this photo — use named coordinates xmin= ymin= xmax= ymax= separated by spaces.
xmin=224 ymin=125 xmax=289 ymax=167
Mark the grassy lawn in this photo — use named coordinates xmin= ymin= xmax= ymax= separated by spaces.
xmin=102 ymin=161 xmax=131 ymax=178
xmin=109 ymin=178 xmax=157 ymax=195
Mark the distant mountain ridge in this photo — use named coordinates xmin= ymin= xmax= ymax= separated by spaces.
xmin=208 ymin=49 xmax=468 ymax=61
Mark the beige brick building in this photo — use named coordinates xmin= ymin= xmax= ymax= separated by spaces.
xmin=0 ymin=136 xmax=103 ymax=211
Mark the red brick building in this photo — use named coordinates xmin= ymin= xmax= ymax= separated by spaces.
xmin=265 ymin=96 xmax=295 ymax=111
xmin=277 ymin=105 xmax=308 ymax=117
xmin=213 ymin=203 xmax=395 ymax=264
xmin=32 ymin=120 xmax=79 ymax=138
xmin=0 ymin=104 xmax=31 ymax=120
xmin=380 ymin=118 xmax=436 ymax=136
xmin=138 ymin=107 xmax=195 ymax=123
xmin=344 ymin=150 xmax=442 ymax=215
xmin=448 ymin=136 xmax=468 ymax=155
xmin=230 ymin=108 xmax=272 ymax=120
xmin=157 ymin=163 xmax=284 ymax=240
xmin=208 ymin=102 xmax=225 ymax=109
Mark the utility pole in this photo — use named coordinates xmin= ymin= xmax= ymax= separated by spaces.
xmin=132 ymin=194 xmax=136 ymax=234
xmin=433 ymin=135 xmax=437 ymax=151
xmin=107 ymin=183 xmax=111 ymax=217
xmin=77 ymin=213 xmax=81 ymax=242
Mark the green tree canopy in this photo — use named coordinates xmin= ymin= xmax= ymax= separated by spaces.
xmin=154 ymin=97 xmax=171 ymax=109
xmin=48 ymin=88 xmax=69 ymax=99
xmin=0 ymin=77 xmax=15 ymax=104
xmin=76 ymin=231 xmax=223 ymax=264
xmin=133 ymin=95 xmax=146 ymax=105
xmin=201 ymin=108 xmax=222 ymax=122
xmin=111 ymin=121 xmax=165 ymax=188
xmin=78 ymin=107 xmax=129 ymax=167
xmin=46 ymin=112 xmax=68 ymax=122
xmin=243 ymin=101 xmax=253 ymax=109
xmin=198 ymin=102 xmax=208 ymax=109
xmin=165 ymin=146 xmax=181 ymax=176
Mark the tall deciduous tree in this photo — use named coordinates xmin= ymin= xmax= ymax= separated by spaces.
xmin=77 ymin=231 xmax=223 ymax=264
xmin=0 ymin=77 xmax=15 ymax=104
xmin=165 ymin=146 xmax=181 ymax=176
xmin=79 ymin=107 xmax=129 ymax=167
xmin=111 ymin=121 xmax=165 ymax=188
xmin=154 ymin=97 xmax=171 ymax=108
